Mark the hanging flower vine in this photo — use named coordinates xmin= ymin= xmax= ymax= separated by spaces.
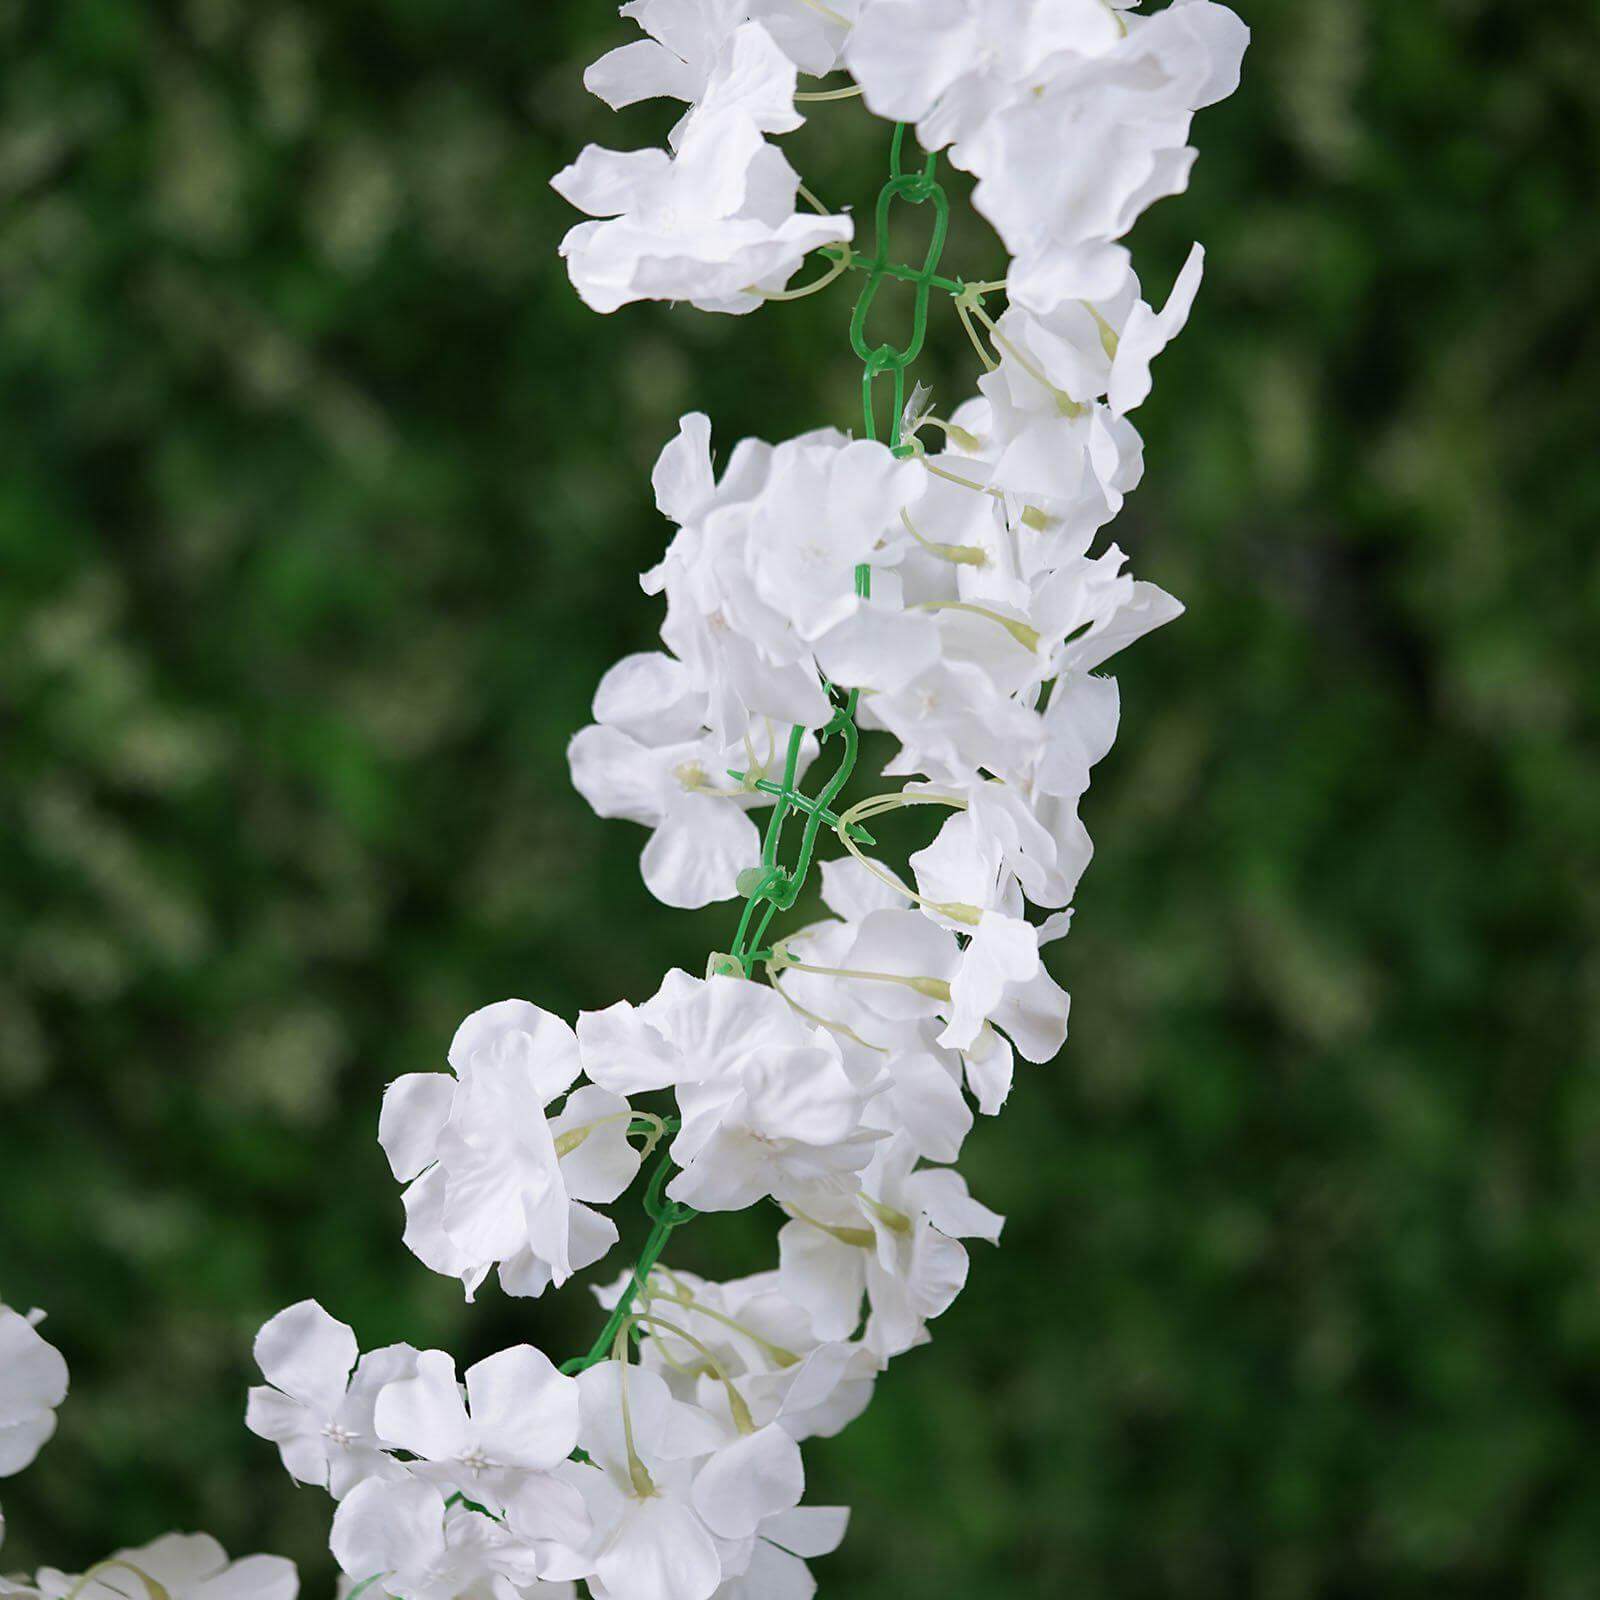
xmin=2 ymin=5 xmax=1247 ymax=1599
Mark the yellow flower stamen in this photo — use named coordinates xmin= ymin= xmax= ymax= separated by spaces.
xmin=912 ymin=599 xmax=1041 ymax=654
xmin=784 ymin=1204 xmax=877 ymax=1250
xmin=900 ymin=508 xmax=987 ymax=567
xmin=612 ymin=1324 xmax=657 ymax=1499
xmin=635 ymin=1313 xmax=758 ymax=1434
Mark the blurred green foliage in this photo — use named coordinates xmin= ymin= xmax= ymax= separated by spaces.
xmin=2 ymin=0 xmax=1598 ymax=1595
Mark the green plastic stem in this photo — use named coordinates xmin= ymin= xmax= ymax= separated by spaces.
xmin=561 ymin=1150 xmax=694 ymax=1375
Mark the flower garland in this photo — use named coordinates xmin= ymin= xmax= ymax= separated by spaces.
xmin=2 ymin=5 xmax=1246 ymax=1599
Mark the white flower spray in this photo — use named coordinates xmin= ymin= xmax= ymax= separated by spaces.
xmin=1 ymin=6 xmax=1247 ymax=1598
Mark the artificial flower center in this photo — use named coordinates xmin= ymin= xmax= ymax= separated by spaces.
xmin=915 ymin=600 xmax=1041 ymax=654
xmin=861 ymin=1196 xmax=914 ymax=1235
xmin=787 ymin=1205 xmax=877 ymax=1250
xmin=1086 ymin=302 xmax=1120 ymax=360
xmin=554 ymin=1123 xmax=593 ymax=1158
xmin=900 ymin=508 xmax=987 ymax=567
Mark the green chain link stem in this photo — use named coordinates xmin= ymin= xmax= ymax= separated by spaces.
xmin=722 ymin=122 xmax=950 ymax=971
xmin=561 ymin=1146 xmax=693 ymax=1375
xmin=564 ymin=125 xmax=952 ymax=1376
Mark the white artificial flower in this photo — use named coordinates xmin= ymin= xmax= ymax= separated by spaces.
xmin=580 ymin=972 xmax=880 ymax=1211
xmin=380 ymin=1001 xmax=642 ymax=1300
xmin=907 ymin=809 xmax=1047 ymax=1053
xmin=688 ymin=1421 xmax=804 ymax=1545
xmin=647 ymin=424 xmax=831 ymax=739
xmin=555 ymin=26 xmax=851 ymax=315
xmin=585 ymin=0 xmax=754 ymax=119
xmin=1106 ymin=243 xmax=1206 ymax=413
xmin=769 ymin=862 xmax=976 ymax=1159
xmin=865 ymin=657 xmax=1043 ymax=787
xmin=707 ymin=1505 xmax=848 ymax=1600
xmin=816 ymin=853 xmax=911 ymax=926
xmin=983 ymin=671 xmax=1124 ymax=913
xmin=734 ymin=434 xmax=922 ymax=644
xmin=910 ymin=539 xmax=1131 ymax=693
xmin=559 ymin=1366 xmax=836 ymax=1600
xmin=245 ymin=1300 xmax=416 ymax=1499
xmin=774 ymin=896 xmax=993 ymax=1134
xmin=825 ymin=909 xmax=948 ymax=1034
xmin=603 ymin=1266 xmax=879 ymax=1442
xmin=586 ymin=1 xmax=858 ymax=119
xmin=556 ymin=1363 xmax=727 ymax=1600
xmin=576 ymin=970 xmax=800 ymax=1096
xmin=837 ymin=901 xmax=1068 ymax=1071
xmin=747 ymin=0 xmax=859 ymax=75
xmin=953 ymin=344 xmax=1145 ymax=540
xmin=968 ymin=243 xmax=1206 ymax=432
xmin=331 ymin=1476 xmax=570 ymax=1600
xmin=569 ymin=650 xmax=820 ymax=909
xmin=777 ymin=1134 xmax=1002 ymax=1360
xmin=373 ymin=1348 xmax=588 ymax=1550
xmin=845 ymin=0 xmax=1123 ymax=154
xmin=670 ymin=1031 xmax=881 ymax=1211
xmin=36 ymin=1536 xmax=297 ymax=1600
xmin=642 ymin=415 xmax=933 ymax=743
xmin=969 ymin=2 xmax=1248 ymax=309
xmin=0 ymin=1306 xmax=67 ymax=1480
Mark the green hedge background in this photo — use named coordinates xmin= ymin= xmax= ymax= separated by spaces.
xmin=2 ymin=1 xmax=1597 ymax=1595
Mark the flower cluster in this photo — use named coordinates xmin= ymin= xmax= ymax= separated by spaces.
xmin=0 ymin=1304 xmax=293 ymax=1600
xmin=238 ymin=4 xmax=1246 ymax=1598
xmin=556 ymin=0 xmax=1244 ymax=321
xmin=242 ymin=1298 xmax=845 ymax=1600
xmin=2 ymin=6 xmax=1242 ymax=1596
xmin=554 ymin=20 xmax=853 ymax=314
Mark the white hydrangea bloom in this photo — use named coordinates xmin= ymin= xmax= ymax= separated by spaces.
xmin=642 ymin=414 xmax=933 ymax=744
xmin=777 ymin=1133 xmax=1003 ymax=1360
xmin=0 ymin=1306 xmax=67 ymax=1481
xmin=35 ymin=1536 xmax=297 ymax=1600
xmin=278 ymin=10 xmax=1252 ymax=1596
xmin=845 ymin=0 xmax=1123 ymax=153
xmin=707 ymin=1504 xmax=848 ymax=1600
xmin=560 ymin=1363 xmax=727 ymax=1600
xmin=586 ymin=0 xmax=859 ymax=118
xmin=579 ymin=972 xmax=881 ymax=1211
xmin=331 ymin=1476 xmax=574 ymax=1600
xmin=372 ymin=1348 xmax=589 ymax=1552
xmin=584 ymin=0 xmax=756 ymax=118
xmin=598 ymin=1267 xmax=879 ymax=1443
xmin=555 ymin=25 xmax=851 ymax=315
xmin=568 ymin=651 xmax=817 ymax=910
xmin=380 ymin=1001 xmax=642 ymax=1299
xmin=746 ymin=0 xmax=859 ymax=75
xmin=967 ymin=2 xmax=1249 ymax=308
xmin=246 ymin=1300 xmax=417 ymax=1499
